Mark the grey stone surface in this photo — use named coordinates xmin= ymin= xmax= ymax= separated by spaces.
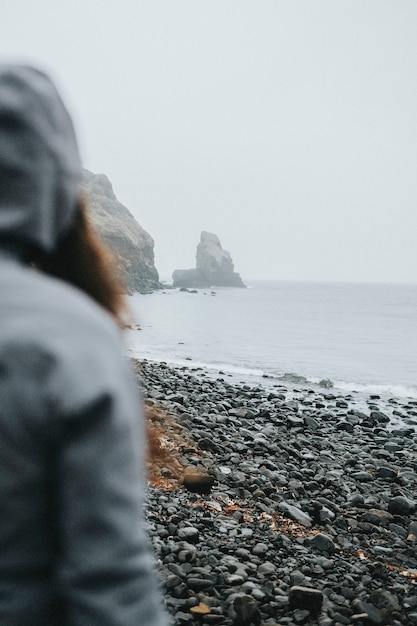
xmin=84 ymin=169 xmax=160 ymax=293
xmin=135 ymin=360 xmax=417 ymax=626
xmin=173 ymin=231 xmax=246 ymax=288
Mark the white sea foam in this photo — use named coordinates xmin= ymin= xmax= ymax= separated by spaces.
xmin=128 ymin=345 xmax=417 ymax=402
xmin=126 ymin=348 xmax=265 ymax=379
xmin=331 ymin=380 xmax=417 ymax=400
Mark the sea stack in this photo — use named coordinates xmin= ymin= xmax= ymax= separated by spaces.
xmin=83 ymin=169 xmax=160 ymax=294
xmin=172 ymin=231 xmax=246 ymax=288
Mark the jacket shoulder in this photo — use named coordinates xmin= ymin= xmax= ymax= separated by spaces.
xmin=0 ymin=263 xmax=135 ymax=418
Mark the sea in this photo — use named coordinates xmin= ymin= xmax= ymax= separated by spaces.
xmin=125 ymin=281 xmax=417 ymax=402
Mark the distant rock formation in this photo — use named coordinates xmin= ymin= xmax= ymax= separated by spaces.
xmin=172 ymin=231 xmax=246 ymax=288
xmin=83 ymin=169 xmax=160 ymax=293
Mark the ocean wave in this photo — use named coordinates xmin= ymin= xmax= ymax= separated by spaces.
xmin=330 ymin=380 xmax=417 ymax=400
xmin=127 ymin=347 xmax=417 ymax=400
xmin=128 ymin=351 xmax=266 ymax=379
xmin=276 ymin=373 xmax=417 ymax=399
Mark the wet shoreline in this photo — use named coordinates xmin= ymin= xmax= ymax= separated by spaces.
xmin=135 ymin=360 xmax=417 ymax=625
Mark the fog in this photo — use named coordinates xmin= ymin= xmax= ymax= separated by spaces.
xmin=2 ymin=1 xmax=417 ymax=283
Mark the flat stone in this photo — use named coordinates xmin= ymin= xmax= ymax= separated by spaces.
xmin=307 ymin=533 xmax=337 ymax=554
xmin=361 ymin=509 xmax=394 ymax=525
xmin=278 ymin=502 xmax=312 ymax=527
xmin=178 ymin=526 xmax=200 ymax=542
xmin=226 ymin=574 xmax=245 ymax=586
xmin=186 ymin=577 xmax=214 ymax=591
xmin=376 ymin=466 xmax=398 ymax=480
xmin=289 ymin=586 xmax=323 ymax=615
xmin=351 ymin=471 xmax=374 ymax=482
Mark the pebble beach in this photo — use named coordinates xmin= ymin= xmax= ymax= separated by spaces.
xmin=133 ymin=359 xmax=417 ymax=626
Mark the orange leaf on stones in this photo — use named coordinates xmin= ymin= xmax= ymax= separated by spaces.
xmin=190 ymin=603 xmax=211 ymax=615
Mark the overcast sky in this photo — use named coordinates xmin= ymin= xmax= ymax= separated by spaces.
xmin=2 ymin=1 xmax=417 ymax=283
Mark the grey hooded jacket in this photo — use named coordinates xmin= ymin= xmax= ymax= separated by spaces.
xmin=0 ymin=66 xmax=168 ymax=625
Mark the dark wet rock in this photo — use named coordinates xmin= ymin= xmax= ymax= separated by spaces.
xmin=388 ymin=495 xmax=415 ymax=516
xmin=319 ymin=379 xmax=334 ymax=389
xmin=288 ymin=586 xmax=323 ymax=615
xmin=392 ymin=427 xmax=415 ymax=437
xmin=351 ymin=599 xmax=383 ymax=624
xmin=198 ymin=437 xmax=224 ymax=453
xmin=187 ymin=577 xmax=214 ymax=591
xmin=370 ymin=410 xmax=390 ymax=424
xmin=336 ymin=400 xmax=349 ymax=408
xmin=376 ymin=466 xmax=398 ymax=480
xmin=287 ymin=416 xmax=305 ymax=428
xmin=369 ymin=589 xmax=401 ymax=621
xmin=304 ymin=416 xmax=320 ymax=431
xmin=307 ymin=533 xmax=337 ymax=554
xmin=232 ymin=594 xmax=261 ymax=625
xmin=136 ymin=360 xmax=417 ymax=626
xmin=408 ymin=521 xmax=417 ymax=540
xmin=178 ymin=526 xmax=200 ymax=542
xmin=361 ymin=509 xmax=394 ymax=525
xmin=257 ymin=561 xmax=276 ymax=577
xmin=182 ymin=467 xmax=215 ymax=494
xmin=351 ymin=471 xmax=374 ymax=482
xmin=337 ymin=421 xmax=354 ymax=433
xmin=348 ymin=493 xmax=365 ymax=507
xmin=278 ymin=502 xmax=313 ymax=527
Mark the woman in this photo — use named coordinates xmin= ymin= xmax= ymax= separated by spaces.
xmin=0 ymin=65 xmax=168 ymax=625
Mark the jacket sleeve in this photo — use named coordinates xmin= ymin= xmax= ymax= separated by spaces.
xmin=51 ymin=334 xmax=169 ymax=626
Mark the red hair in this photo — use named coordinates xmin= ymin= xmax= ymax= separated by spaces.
xmin=33 ymin=196 xmax=127 ymax=325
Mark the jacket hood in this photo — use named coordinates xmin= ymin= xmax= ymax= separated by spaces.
xmin=0 ymin=65 xmax=82 ymax=254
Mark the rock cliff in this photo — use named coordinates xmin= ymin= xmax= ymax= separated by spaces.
xmin=83 ymin=169 xmax=160 ymax=293
xmin=172 ymin=231 xmax=246 ymax=288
